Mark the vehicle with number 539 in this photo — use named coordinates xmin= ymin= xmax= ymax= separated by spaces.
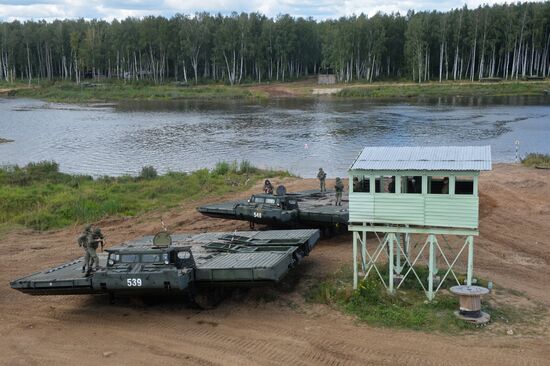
xmin=10 ymin=229 xmax=320 ymax=308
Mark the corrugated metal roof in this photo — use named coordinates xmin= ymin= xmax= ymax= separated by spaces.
xmin=349 ymin=146 xmax=492 ymax=171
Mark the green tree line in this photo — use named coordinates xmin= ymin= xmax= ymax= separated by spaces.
xmin=1 ymin=2 xmax=549 ymax=85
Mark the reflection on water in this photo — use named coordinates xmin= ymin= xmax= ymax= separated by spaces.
xmin=1 ymin=96 xmax=549 ymax=177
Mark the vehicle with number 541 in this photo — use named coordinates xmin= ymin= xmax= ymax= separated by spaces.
xmin=197 ymin=188 xmax=349 ymax=230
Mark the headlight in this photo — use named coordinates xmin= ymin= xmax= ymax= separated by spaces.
xmin=164 ymin=260 xmax=169 ymax=265
xmin=108 ymin=259 xmax=114 ymax=266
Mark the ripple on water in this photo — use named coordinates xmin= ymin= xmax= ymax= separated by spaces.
xmin=0 ymin=96 xmax=549 ymax=177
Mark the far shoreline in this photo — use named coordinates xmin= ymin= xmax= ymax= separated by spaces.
xmin=1 ymin=79 xmax=549 ymax=104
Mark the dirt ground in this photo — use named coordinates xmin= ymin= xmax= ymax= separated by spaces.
xmin=1 ymin=164 xmax=549 ymax=365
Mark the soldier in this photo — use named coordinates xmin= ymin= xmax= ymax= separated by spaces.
xmin=352 ymin=176 xmax=361 ymax=192
xmin=317 ymin=168 xmax=327 ymax=192
xmin=334 ymin=177 xmax=344 ymax=206
xmin=441 ymin=177 xmax=449 ymax=194
xmin=263 ymin=179 xmax=274 ymax=194
xmin=78 ymin=224 xmax=92 ymax=273
xmin=388 ymin=176 xmax=396 ymax=193
xmin=85 ymin=227 xmax=105 ymax=276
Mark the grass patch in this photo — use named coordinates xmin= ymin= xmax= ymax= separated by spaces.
xmin=0 ymin=160 xmax=291 ymax=231
xmin=306 ymin=265 xmax=523 ymax=333
xmin=338 ymin=81 xmax=550 ymax=98
xmin=7 ymin=79 xmax=550 ymax=103
xmin=13 ymin=80 xmax=263 ymax=103
xmin=521 ymin=153 xmax=550 ymax=168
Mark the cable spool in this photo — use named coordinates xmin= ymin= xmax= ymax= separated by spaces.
xmin=449 ymin=285 xmax=491 ymax=325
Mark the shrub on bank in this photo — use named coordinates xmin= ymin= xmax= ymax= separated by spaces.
xmin=239 ymin=160 xmax=258 ymax=174
xmin=139 ymin=165 xmax=158 ymax=179
xmin=0 ymin=161 xmax=291 ymax=231
xmin=521 ymin=153 xmax=550 ymax=168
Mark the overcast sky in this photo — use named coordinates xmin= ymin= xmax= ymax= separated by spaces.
xmin=0 ymin=0 xmax=545 ymax=22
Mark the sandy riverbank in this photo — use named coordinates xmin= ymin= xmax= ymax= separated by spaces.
xmin=1 ymin=164 xmax=549 ymax=365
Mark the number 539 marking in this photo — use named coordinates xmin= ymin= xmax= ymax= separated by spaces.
xmin=126 ymin=278 xmax=142 ymax=287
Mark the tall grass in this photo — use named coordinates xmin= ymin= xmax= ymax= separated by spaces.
xmin=521 ymin=153 xmax=550 ymax=168
xmin=305 ymin=265 xmax=506 ymax=332
xmin=0 ymin=161 xmax=291 ymax=231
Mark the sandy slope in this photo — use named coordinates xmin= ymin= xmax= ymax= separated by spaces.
xmin=1 ymin=164 xmax=549 ymax=366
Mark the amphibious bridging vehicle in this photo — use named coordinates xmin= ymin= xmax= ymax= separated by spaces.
xmin=10 ymin=229 xmax=320 ymax=307
xmin=197 ymin=189 xmax=349 ymax=228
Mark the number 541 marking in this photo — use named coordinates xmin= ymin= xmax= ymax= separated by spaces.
xmin=126 ymin=278 xmax=142 ymax=287
xmin=253 ymin=211 xmax=262 ymax=218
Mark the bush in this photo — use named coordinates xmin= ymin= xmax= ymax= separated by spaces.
xmin=239 ymin=160 xmax=258 ymax=174
xmin=212 ymin=161 xmax=229 ymax=175
xmin=26 ymin=160 xmax=59 ymax=176
xmin=212 ymin=161 xmax=238 ymax=175
xmin=0 ymin=161 xmax=74 ymax=186
xmin=139 ymin=165 xmax=158 ymax=179
xmin=521 ymin=153 xmax=550 ymax=168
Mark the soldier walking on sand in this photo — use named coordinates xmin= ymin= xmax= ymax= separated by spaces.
xmin=335 ymin=177 xmax=344 ymax=206
xmin=317 ymin=168 xmax=327 ymax=192
xmin=78 ymin=224 xmax=92 ymax=273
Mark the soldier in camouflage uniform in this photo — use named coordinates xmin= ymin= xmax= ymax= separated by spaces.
xmin=78 ymin=224 xmax=92 ymax=273
xmin=85 ymin=227 xmax=105 ymax=276
xmin=263 ymin=179 xmax=274 ymax=194
xmin=334 ymin=177 xmax=344 ymax=206
xmin=317 ymin=168 xmax=327 ymax=192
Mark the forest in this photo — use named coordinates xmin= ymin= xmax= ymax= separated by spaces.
xmin=0 ymin=2 xmax=549 ymax=85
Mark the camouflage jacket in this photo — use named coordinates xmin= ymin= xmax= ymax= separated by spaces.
xmin=87 ymin=232 xmax=104 ymax=249
xmin=78 ymin=234 xmax=88 ymax=248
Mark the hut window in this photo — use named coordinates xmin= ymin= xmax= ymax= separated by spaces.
xmin=429 ymin=176 xmax=450 ymax=194
xmin=375 ymin=177 xmax=383 ymax=193
xmin=352 ymin=176 xmax=371 ymax=193
xmin=402 ymin=176 xmax=422 ymax=194
xmin=455 ymin=176 xmax=474 ymax=195
xmin=375 ymin=176 xmax=397 ymax=193
xmin=386 ymin=176 xmax=397 ymax=193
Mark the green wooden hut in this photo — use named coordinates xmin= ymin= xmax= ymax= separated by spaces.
xmin=347 ymin=146 xmax=492 ymax=299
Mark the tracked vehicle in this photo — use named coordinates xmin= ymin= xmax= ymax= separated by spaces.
xmin=197 ymin=189 xmax=348 ymax=228
xmin=10 ymin=229 xmax=320 ymax=307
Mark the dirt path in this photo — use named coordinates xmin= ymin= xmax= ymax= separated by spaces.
xmin=1 ymin=164 xmax=549 ymax=365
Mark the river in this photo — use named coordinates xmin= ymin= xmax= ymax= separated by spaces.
xmin=1 ymin=96 xmax=549 ymax=177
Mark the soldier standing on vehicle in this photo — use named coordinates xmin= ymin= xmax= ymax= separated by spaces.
xmin=317 ymin=168 xmax=327 ymax=192
xmin=263 ymin=179 xmax=274 ymax=194
xmin=78 ymin=224 xmax=92 ymax=273
xmin=335 ymin=177 xmax=344 ymax=206
xmin=85 ymin=227 xmax=105 ymax=276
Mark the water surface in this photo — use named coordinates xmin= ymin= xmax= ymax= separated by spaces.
xmin=1 ymin=96 xmax=549 ymax=177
